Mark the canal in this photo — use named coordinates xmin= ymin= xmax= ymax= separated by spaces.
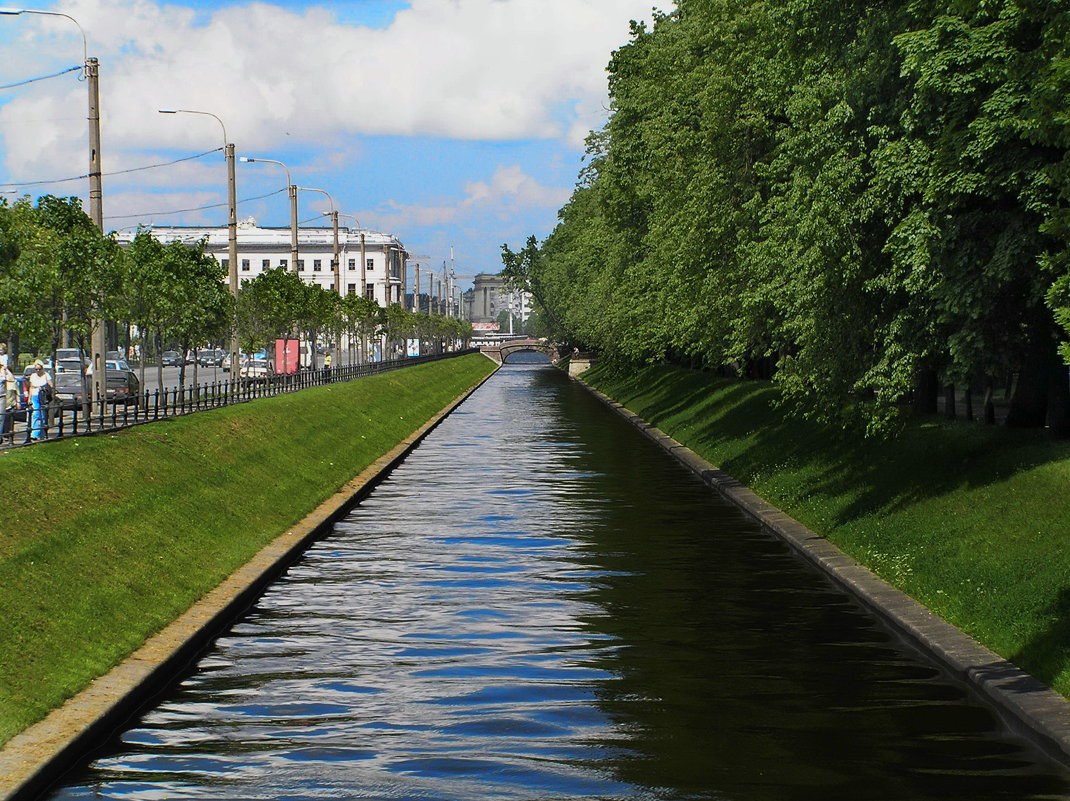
xmin=49 ymin=360 xmax=1070 ymax=800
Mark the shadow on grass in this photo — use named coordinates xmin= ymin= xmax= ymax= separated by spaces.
xmin=588 ymin=364 xmax=1070 ymax=528
xmin=1010 ymin=588 xmax=1070 ymax=691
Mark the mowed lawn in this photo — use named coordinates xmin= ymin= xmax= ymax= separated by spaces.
xmin=584 ymin=363 xmax=1070 ymax=696
xmin=0 ymin=353 xmax=496 ymax=746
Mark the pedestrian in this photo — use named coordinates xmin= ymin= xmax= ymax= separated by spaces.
xmin=0 ymin=351 xmax=11 ymax=437
xmin=324 ymin=350 xmax=332 ymax=382
xmin=27 ymin=359 xmax=53 ymax=440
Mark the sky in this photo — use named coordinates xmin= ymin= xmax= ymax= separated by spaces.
xmin=0 ymin=0 xmax=661 ymax=291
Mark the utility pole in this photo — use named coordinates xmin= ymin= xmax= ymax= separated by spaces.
xmin=414 ymin=264 xmax=420 ymax=314
xmin=159 ymin=109 xmax=239 ymax=395
xmin=87 ymin=56 xmax=107 ymax=408
xmin=289 ymin=184 xmax=299 ymax=272
xmin=330 ymin=209 xmax=341 ymax=358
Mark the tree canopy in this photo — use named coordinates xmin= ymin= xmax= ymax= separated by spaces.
xmin=507 ymin=0 xmax=1070 ymax=434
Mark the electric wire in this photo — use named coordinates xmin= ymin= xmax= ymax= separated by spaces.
xmin=103 ymin=187 xmax=288 ymax=221
xmin=0 ymin=148 xmax=223 ymax=189
xmin=0 ymin=64 xmax=81 ymax=90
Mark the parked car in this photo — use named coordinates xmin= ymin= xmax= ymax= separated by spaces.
xmin=55 ymin=348 xmax=88 ymax=368
xmin=198 ymin=348 xmax=227 ymax=367
xmin=161 ymin=350 xmax=184 ymax=367
xmin=239 ymin=357 xmax=270 ymax=382
xmin=54 ymin=359 xmax=85 ymax=374
xmin=55 ymin=366 xmax=141 ymax=408
xmin=2 ymin=374 xmax=31 ymax=424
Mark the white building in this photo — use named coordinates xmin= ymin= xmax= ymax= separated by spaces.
xmin=116 ymin=218 xmax=409 ymax=307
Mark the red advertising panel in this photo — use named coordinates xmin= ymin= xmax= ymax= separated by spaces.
xmin=274 ymin=338 xmax=300 ymax=374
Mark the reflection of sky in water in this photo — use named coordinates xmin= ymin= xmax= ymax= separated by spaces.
xmin=48 ymin=365 xmax=1070 ymax=801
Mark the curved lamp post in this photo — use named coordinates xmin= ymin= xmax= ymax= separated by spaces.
xmin=158 ymin=109 xmax=239 ymax=390
xmin=240 ymin=156 xmax=298 ymax=274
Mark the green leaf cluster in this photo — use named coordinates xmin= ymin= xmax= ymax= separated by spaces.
xmin=509 ymin=0 xmax=1070 ymax=434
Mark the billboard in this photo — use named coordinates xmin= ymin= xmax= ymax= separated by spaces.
xmin=274 ymin=338 xmax=301 ymax=374
xmin=472 ymin=322 xmax=500 ymax=332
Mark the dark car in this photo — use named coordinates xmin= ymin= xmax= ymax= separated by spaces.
xmin=55 ymin=368 xmax=141 ymax=408
xmin=161 ymin=350 xmax=183 ymax=367
xmin=198 ymin=348 xmax=226 ymax=367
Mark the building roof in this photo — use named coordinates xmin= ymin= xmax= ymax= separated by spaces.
xmin=115 ymin=218 xmax=404 ymax=250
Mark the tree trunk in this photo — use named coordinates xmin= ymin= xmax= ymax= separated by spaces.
xmin=944 ymin=384 xmax=956 ymax=419
xmin=963 ymin=385 xmax=974 ymax=422
xmin=155 ymin=330 xmax=164 ymax=405
xmin=912 ymin=370 xmax=939 ymax=415
xmin=1046 ymin=361 xmax=1070 ymax=438
xmin=1005 ymin=337 xmax=1063 ymax=429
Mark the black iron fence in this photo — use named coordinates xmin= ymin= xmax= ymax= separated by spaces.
xmin=0 ymin=349 xmax=479 ymax=449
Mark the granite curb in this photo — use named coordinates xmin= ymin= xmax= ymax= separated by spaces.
xmin=0 ymin=365 xmax=498 ymax=801
xmin=579 ymin=379 xmax=1070 ymax=770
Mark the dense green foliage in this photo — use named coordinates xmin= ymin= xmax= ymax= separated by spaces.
xmin=0 ymin=353 xmax=495 ymax=745
xmin=507 ymin=0 xmax=1070 ymax=434
xmin=584 ymin=362 xmax=1070 ymax=696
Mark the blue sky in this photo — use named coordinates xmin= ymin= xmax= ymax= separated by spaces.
xmin=0 ymin=0 xmax=659 ymax=290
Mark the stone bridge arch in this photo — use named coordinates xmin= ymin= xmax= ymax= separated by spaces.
xmin=480 ymin=338 xmax=565 ymax=365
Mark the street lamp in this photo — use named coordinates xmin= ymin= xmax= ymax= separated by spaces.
xmin=1 ymin=7 xmax=109 ymax=405
xmin=297 ymin=186 xmax=339 ymax=295
xmin=158 ymin=109 xmax=239 ymax=389
xmin=240 ymin=156 xmax=298 ymax=274
xmin=297 ymin=186 xmax=339 ymax=365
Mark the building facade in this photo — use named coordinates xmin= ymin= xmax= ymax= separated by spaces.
xmin=117 ymin=218 xmax=409 ymax=308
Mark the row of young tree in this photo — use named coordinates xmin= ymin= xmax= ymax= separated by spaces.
xmin=1 ymin=194 xmax=473 ymax=385
xmin=503 ymin=0 xmax=1070 ymax=435
xmin=235 ymin=267 xmax=473 ymax=363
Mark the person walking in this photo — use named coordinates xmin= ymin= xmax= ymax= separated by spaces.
xmin=27 ymin=360 xmax=53 ymax=440
xmin=0 ymin=351 xmax=12 ymax=438
xmin=324 ymin=350 xmax=332 ymax=383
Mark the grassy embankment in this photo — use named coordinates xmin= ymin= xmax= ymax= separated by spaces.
xmin=0 ymin=353 xmax=496 ymax=746
xmin=584 ymin=363 xmax=1070 ymax=696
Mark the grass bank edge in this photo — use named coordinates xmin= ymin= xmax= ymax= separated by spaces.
xmin=583 ymin=362 xmax=1070 ymax=698
xmin=0 ymin=353 xmax=496 ymax=745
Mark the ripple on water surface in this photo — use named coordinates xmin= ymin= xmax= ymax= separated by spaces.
xmin=48 ymin=364 xmax=1070 ymax=801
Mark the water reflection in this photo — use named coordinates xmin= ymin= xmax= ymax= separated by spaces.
xmin=49 ymin=364 xmax=1070 ymax=800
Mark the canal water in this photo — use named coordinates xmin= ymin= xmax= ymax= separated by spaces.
xmin=49 ymin=360 xmax=1070 ymax=800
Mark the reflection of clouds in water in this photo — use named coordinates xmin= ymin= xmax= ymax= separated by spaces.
xmin=49 ymin=364 xmax=1070 ymax=801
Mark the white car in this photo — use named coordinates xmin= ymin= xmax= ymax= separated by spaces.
xmin=239 ymin=357 xmax=270 ymax=382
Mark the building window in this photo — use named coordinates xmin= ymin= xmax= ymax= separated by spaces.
xmin=348 ymin=259 xmax=355 ymax=270
xmin=241 ymin=259 xmax=250 ymax=271
xmin=262 ymin=259 xmax=270 ymax=270
xmin=297 ymin=259 xmax=305 ymax=271
xmin=347 ymin=283 xmax=356 ymax=296
xmin=280 ymin=259 xmax=288 ymax=269
xmin=366 ymin=258 xmax=375 ymax=271
xmin=221 ymin=258 xmax=228 ymax=269
xmin=365 ymin=284 xmax=375 ymax=300
xmin=313 ymin=259 xmax=322 ymax=272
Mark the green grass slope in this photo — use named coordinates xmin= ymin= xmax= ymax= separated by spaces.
xmin=585 ymin=363 xmax=1070 ymax=696
xmin=0 ymin=354 xmax=496 ymax=745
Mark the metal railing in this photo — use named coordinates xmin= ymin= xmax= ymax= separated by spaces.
xmin=0 ymin=349 xmax=478 ymax=449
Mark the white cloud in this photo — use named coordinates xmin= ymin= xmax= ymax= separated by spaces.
xmin=363 ymin=163 xmax=571 ymax=232
xmin=0 ymin=0 xmax=656 ymax=181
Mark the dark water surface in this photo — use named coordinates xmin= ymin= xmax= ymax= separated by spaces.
xmin=50 ymin=363 xmax=1070 ymax=800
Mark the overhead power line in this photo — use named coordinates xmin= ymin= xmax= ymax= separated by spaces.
xmin=0 ymin=64 xmax=81 ymax=90
xmin=0 ymin=147 xmax=223 ymax=189
xmin=103 ymin=187 xmax=288 ymax=221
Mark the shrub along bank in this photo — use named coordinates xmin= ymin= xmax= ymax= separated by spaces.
xmin=0 ymin=353 xmax=496 ymax=746
xmin=584 ymin=363 xmax=1070 ymax=697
